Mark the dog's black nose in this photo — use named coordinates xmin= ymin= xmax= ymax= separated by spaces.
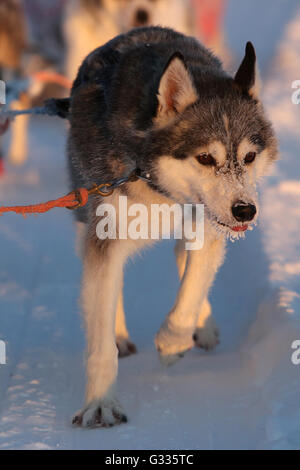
xmin=135 ymin=9 xmax=149 ymax=25
xmin=231 ymin=201 xmax=257 ymax=222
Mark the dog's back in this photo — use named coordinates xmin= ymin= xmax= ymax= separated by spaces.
xmin=73 ymin=27 xmax=220 ymax=89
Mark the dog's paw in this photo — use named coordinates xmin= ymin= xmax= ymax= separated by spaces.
xmin=116 ymin=336 xmax=137 ymax=358
xmin=157 ymin=350 xmax=187 ymax=366
xmin=193 ymin=317 xmax=220 ymax=351
xmin=72 ymin=398 xmax=127 ymax=428
xmin=155 ymin=323 xmax=194 ymax=366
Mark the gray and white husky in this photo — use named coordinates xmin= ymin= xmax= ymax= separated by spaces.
xmin=61 ymin=27 xmax=278 ymax=427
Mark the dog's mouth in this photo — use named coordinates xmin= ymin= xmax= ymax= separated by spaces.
xmin=217 ymin=221 xmax=249 ymax=232
xmin=209 ymin=215 xmax=255 ymax=238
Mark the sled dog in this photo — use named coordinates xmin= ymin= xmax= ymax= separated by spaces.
xmin=63 ymin=27 xmax=278 ymax=427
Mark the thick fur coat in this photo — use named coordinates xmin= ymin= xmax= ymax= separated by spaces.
xmin=65 ymin=27 xmax=278 ymax=427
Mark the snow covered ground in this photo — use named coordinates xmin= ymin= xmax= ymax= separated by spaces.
xmin=0 ymin=0 xmax=300 ymax=450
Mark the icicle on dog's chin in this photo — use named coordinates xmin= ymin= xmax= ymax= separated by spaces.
xmin=208 ymin=213 xmax=257 ymax=242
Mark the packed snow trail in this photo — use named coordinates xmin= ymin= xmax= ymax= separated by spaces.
xmin=0 ymin=0 xmax=300 ymax=450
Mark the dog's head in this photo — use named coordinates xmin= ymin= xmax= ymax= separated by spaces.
xmin=147 ymin=43 xmax=278 ymax=237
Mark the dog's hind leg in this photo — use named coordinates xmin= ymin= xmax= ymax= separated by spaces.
xmin=174 ymin=238 xmax=187 ymax=279
xmin=73 ymin=237 xmax=128 ymax=428
xmin=74 ymin=220 xmax=136 ymax=358
xmin=174 ymin=239 xmax=220 ymax=352
xmin=75 ymin=221 xmax=87 ymax=259
xmin=115 ymin=287 xmax=137 ymax=357
xmin=155 ymin=230 xmax=225 ymax=365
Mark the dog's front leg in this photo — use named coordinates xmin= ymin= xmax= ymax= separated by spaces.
xmin=73 ymin=238 xmax=127 ymax=428
xmin=155 ymin=231 xmax=225 ymax=365
xmin=174 ymin=239 xmax=220 ymax=351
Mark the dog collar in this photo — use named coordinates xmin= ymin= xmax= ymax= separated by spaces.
xmin=103 ymin=167 xmax=169 ymax=199
xmin=135 ymin=168 xmax=152 ymax=182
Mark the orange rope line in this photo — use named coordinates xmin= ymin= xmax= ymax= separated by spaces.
xmin=0 ymin=188 xmax=89 ymax=216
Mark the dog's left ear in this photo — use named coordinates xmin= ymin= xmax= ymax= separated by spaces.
xmin=234 ymin=42 xmax=259 ymax=98
xmin=156 ymin=52 xmax=198 ymax=124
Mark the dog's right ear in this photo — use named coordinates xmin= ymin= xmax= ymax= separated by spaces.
xmin=155 ymin=52 xmax=198 ymax=125
xmin=234 ymin=42 xmax=259 ymax=98
xmin=44 ymin=98 xmax=70 ymax=119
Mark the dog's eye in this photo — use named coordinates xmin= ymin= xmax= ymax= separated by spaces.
xmin=196 ymin=153 xmax=216 ymax=166
xmin=244 ymin=152 xmax=256 ymax=164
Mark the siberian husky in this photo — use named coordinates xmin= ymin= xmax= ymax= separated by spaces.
xmin=60 ymin=27 xmax=278 ymax=427
xmin=64 ymin=0 xmax=194 ymax=81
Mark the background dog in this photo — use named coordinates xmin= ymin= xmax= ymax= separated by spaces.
xmin=0 ymin=0 xmax=26 ymax=74
xmin=0 ymin=0 xmax=69 ymax=170
xmin=0 ymin=0 xmax=27 ymax=170
xmin=66 ymin=26 xmax=278 ymax=428
xmin=64 ymin=0 xmax=195 ymax=81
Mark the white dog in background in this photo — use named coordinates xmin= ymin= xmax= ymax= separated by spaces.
xmin=64 ymin=0 xmax=195 ymax=81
